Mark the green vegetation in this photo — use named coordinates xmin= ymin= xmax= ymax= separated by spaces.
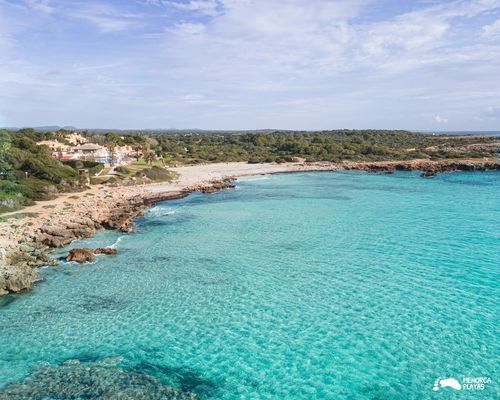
xmin=135 ymin=166 xmax=177 ymax=182
xmin=127 ymin=159 xmax=164 ymax=173
xmin=82 ymin=128 xmax=498 ymax=165
xmin=1 ymin=127 xmax=497 ymax=213
xmin=142 ymin=130 xmax=498 ymax=164
xmin=62 ymin=160 xmax=104 ymax=175
xmin=114 ymin=166 xmax=131 ymax=175
xmin=0 ymin=129 xmax=89 ymax=213
xmin=0 ymin=212 xmax=39 ymax=222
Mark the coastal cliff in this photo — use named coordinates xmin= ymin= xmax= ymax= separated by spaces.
xmin=0 ymin=160 xmax=498 ymax=296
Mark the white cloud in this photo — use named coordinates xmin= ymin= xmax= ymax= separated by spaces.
xmin=485 ymin=105 xmax=500 ymax=119
xmin=482 ymin=19 xmax=500 ymax=38
xmin=25 ymin=0 xmax=55 ymax=14
xmin=474 ymin=105 xmax=500 ymax=121
xmin=0 ymin=33 xmax=12 ymax=57
xmin=163 ymin=0 xmax=367 ymax=84
xmin=169 ymin=0 xmax=220 ymax=16
xmin=24 ymin=0 xmax=140 ymax=32
xmin=72 ymin=13 xmax=136 ymax=32
xmin=69 ymin=2 xmax=143 ymax=32
xmin=362 ymin=15 xmax=449 ymax=57
xmin=141 ymin=0 xmax=221 ymax=16
xmin=180 ymin=93 xmax=205 ymax=101
xmin=434 ymin=115 xmax=449 ymax=124
xmin=2 ymin=0 xmax=500 ymax=129
xmin=171 ymin=22 xmax=206 ymax=35
xmin=160 ymin=0 xmax=500 ymax=82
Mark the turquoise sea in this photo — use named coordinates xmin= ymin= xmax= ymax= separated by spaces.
xmin=0 ymin=171 xmax=498 ymax=399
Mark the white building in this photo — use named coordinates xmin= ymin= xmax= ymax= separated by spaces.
xmin=73 ymin=144 xmax=125 ymax=166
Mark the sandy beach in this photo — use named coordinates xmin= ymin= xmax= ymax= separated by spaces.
xmin=0 ymin=162 xmax=303 ymax=240
xmin=0 ymin=162 xmax=314 ymax=264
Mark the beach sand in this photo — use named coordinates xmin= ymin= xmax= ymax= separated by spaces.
xmin=0 ymin=162 xmax=315 ymax=254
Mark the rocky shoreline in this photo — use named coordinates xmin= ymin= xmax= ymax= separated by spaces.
xmin=342 ymin=159 xmax=500 ymax=174
xmin=0 ymin=179 xmax=235 ymax=296
xmin=0 ymin=159 xmax=498 ymax=296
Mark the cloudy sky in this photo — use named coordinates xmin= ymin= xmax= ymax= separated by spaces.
xmin=0 ymin=0 xmax=499 ymax=130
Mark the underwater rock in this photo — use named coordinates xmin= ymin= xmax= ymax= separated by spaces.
xmin=421 ymin=170 xmax=436 ymax=178
xmin=80 ymin=294 xmax=126 ymax=312
xmin=0 ymin=359 xmax=200 ymax=400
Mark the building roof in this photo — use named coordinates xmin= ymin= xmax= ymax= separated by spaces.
xmin=74 ymin=143 xmax=103 ymax=151
xmin=60 ymin=154 xmax=78 ymax=160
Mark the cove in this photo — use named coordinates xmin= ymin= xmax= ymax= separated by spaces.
xmin=0 ymin=171 xmax=498 ymax=399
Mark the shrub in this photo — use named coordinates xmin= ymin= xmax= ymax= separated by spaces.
xmin=20 ymin=177 xmax=59 ymax=201
xmin=62 ymin=160 xmax=104 ymax=174
xmin=135 ymin=166 xmax=175 ymax=182
xmin=115 ymin=166 xmax=130 ymax=174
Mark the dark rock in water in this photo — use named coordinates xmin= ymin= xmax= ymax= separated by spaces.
xmin=0 ymin=359 xmax=200 ymax=399
xmin=94 ymin=247 xmax=118 ymax=255
xmin=66 ymin=248 xmax=95 ymax=263
xmin=421 ymin=170 xmax=436 ymax=178
xmin=66 ymin=247 xmax=117 ymax=263
xmin=196 ymin=179 xmax=236 ymax=194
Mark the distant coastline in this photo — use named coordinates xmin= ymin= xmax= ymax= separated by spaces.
xmin=421 ymin=130 xmax=500 ymax=136
xmin=3 ymin=126 xmax=500 ymax=136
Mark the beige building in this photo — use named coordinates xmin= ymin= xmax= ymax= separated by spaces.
xmin=65 ymin=133 xmax=87 ymax=145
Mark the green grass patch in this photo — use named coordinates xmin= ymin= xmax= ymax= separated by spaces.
xmin=0 ymin=212 xmax=39 ymax=222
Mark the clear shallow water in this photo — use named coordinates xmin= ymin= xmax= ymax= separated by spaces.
xmin=1 ymin=171 xmax=499 ymax=399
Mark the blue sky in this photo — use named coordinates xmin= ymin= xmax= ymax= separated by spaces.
xmin=0 ymin=0 xmax=500 ymax=130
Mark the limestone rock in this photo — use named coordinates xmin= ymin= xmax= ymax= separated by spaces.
xmin=66 ymin=248 xmax=95 ymax=263
xmin=196 ymin=179 xmax=236 ymax=194
xmin=66 ymin=247 xmax=117 ymax=263
xmin=94 ymin=247 xmax=118 ymax=255
xmin=0 ymin=264 xmax=38 ymax=295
